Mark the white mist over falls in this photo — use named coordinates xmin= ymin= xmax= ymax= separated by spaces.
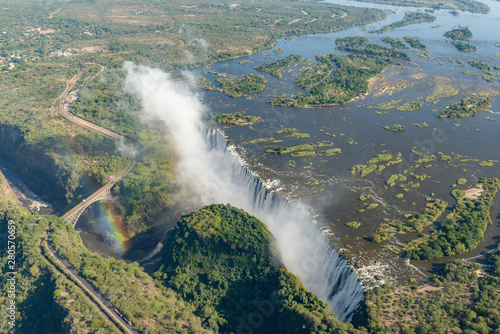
xmin=123 ymin=62 xmax=364 ymax=322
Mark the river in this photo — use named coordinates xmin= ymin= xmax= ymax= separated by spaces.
xmin=193 ymin=0 xmax=500 ymax=285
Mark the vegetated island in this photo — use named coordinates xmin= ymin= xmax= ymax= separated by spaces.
xmin=466 ymin=59 xmax=490 ymax=70
xmin=451 ymin=41 xmax=477 ymax=52
xmin=396 ymin=101 xmax=423 ymax=111
xmin=294 ymin=55 xmax=334 ymax=90
xmin=350 ymin=0 xmax=489 ymax=14
xmin=384 ymin=124 xmax=405 ymax=131
xmin=381 ymin=36 xmax=409 ymax=49
xmin=271 ymin=53 xmax=393 ymax=107
xmin=214 ymin=74 xmax=267 ymax=97
xmin=373 ymin=198 xmax=448 ymax=242
xmin=265 ymin=141 xmax=335 ymax=158
xmin=369 ymin=11 xmax=436 ymax=34
xmin=403 ymin=36 xmax=427 ymax=50
xmin=444 ymin=26 xmax=476 ymax=52
xmin=444 ymin=25 xmax=473 ymax=41
xmin=254 ymin=54 xmax=303 ymax=77
xmin=336 ymin=36 xmax=410 ymax=60
xmin=436 ymin=96 xmax=492 ymax=118
xmin=351 ymin=152 xmax=403 ymax=177
xmin=405 ymin=178 xmax=500 ymax=260
xmin=205 ymin=113 xmax=262 ymax=126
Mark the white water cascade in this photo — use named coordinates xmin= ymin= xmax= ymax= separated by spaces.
xmin=203 ymin=129 xmax=364 ymax=322
xmin=123 ymin=62 xmax=364 ymax=322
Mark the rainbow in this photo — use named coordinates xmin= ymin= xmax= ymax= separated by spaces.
xmin=94 ymin=200 xmax=129 ymax=256
xmin=61 ymin=144 xmax=130 ymax=256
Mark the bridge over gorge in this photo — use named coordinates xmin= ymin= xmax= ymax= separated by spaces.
xmin=61 ymin=182 xmax=114 ymax=226
xmin=57 ymin=65 xmax=144 ymax=226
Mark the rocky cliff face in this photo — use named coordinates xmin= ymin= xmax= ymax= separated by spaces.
xmin=0 ymin=123 xmax=81 ymax=208
xmin=0 ymin=171 xmax=21 ymax=212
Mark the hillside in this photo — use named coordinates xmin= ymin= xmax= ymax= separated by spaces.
xmin=155 ymin=204 xmax=359 ymax=333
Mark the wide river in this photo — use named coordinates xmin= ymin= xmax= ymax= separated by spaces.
xmin=194 ymin=0 xmax=500 ymax=284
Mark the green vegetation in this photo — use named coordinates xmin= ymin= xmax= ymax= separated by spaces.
xmin=386 ymin=174 xmax=407 ymax=186
xmin=457 ymin=178 xmax=467 ymax=185
xmin=359 ymin=192 xmax=372 ymax=201
xmin=479 ymin=160 xmax=497 ymax=167
xmin=406 ymin=178 xmax=500 ymax=260
xmin=277 ymin=127 xmax=297 ymax=133
xmin=403 ymin=36 xmax=427 ymax=50
xmin=383 ymin=124 xmax=405 ymax=131
xmin=373 ymin=199 xmax=447 ymax=242
xmin=336 ymin=36 xmax=410 ymax=59
xmin=274 ymin=47 xmax=284 ymax=54
xmin=272 ymin=54 xmax=392 ymax=107
xmin=369 ymin=11 xmax=435 ymax=34
xmin=451 ymin=41 xmax=477 ymax=52
xmin=363 ymin=260 xmax=500 ymax=333
xmin=215 ymin=74 xmax=267 ymax=97
xmin=367 ymin=203 xmax=379 ymax=210
xmin=265 ymin=141 xmax=334 ymax=157
xmin=200 ymin=77 xmax=222 ymax=92
xmin=205 ymin=113 xmax=262 ymax=125
xmin=467 ymin=59 xmax=490 ymax=70
xmin=290 ymin=132 xmax=310 ymax=138
xmin=294 ymin=55 xmax=334 ymax=90
xmin=436 ymin=96 xmax=492 ymax=118
xmin=350 ymin=0 xmax=489 ymax=13
xmin=346 ymin=221 xmax=362 ymax=229
xmin=0 ymin=210 xmax=121 ymax=333
xmin=381 ymin=36 xmax=409 ymax=49
xmin=50 ymin=217 xmax=210 ymax=333
xmin=426 ymin=84 xmax=459 ymax=103
xmin=254 ymin=55 xmax=303 ymax=78
xmin=71 ymin=71 xmax=181 ymax=235
xmin=413 ymin=122 xmax=429 ymax=128
xmin=325 ymin=148 xmax=342 ymax=156
xmin=291 ymin=151 xmax=316 ymax=158
xmin=396 ymin=101 xmax=423 ymax=111
xmin=154 ymin=204 xmax=357 ymax=333
xmin=444 ymin=25 xmax=473 ymax=41
xmin=352 ymin=153 xmax=402 ymax=177
xmin=249 ymin=138 xmax=272 ymax=144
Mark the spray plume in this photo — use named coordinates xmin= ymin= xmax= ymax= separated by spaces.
xmin=123 ymin=62 xmax=363 ymax=321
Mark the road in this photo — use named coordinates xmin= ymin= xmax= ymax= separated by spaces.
xmin=58 ymin=64 xmax=144 ymax=222
xmin=48 ymin=64 xmax=144 ymax=333
xmin=41 ymin=233 xmax=139 ymax=334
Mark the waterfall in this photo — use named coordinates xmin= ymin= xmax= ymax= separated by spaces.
xmin=122 ymin=62 xmax=364 ymax=322
xmin=204 ymin=128 xmax=364 ymax=322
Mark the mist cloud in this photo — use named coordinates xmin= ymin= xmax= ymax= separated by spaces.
xmin=122 ymin=61 xmax=236 ymax=206
xmin=115 ymin=137 xmax=138 ymax=159
xmin=122 ymin=62 xmax=363 ymax=321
